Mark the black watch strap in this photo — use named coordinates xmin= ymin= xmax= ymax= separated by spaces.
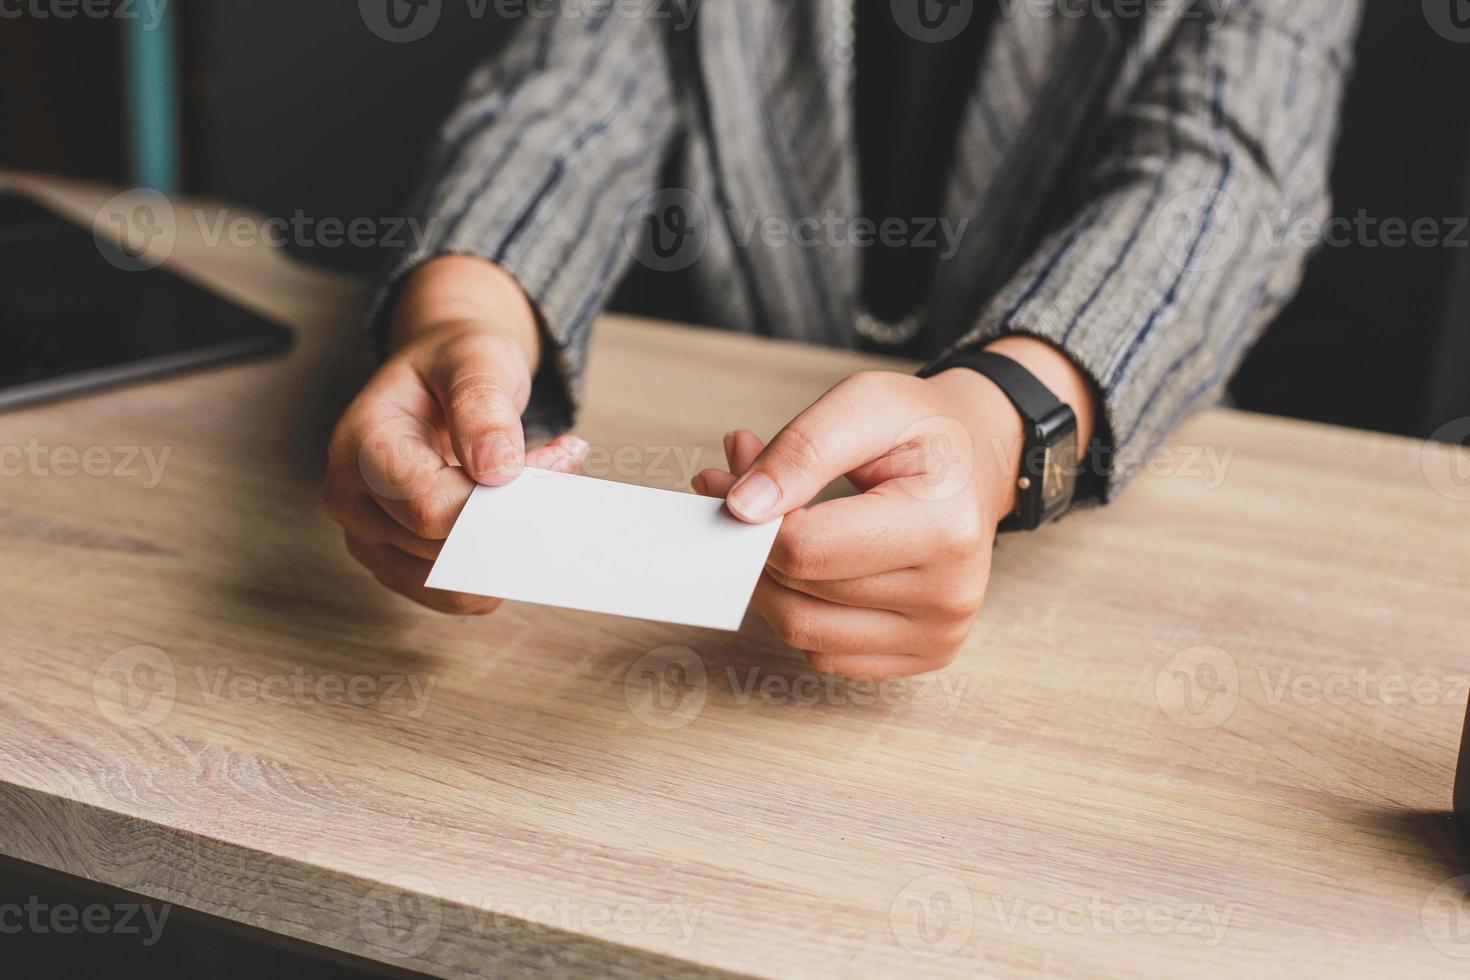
xmin=919 ymin=350 xmax=1066 ymax=421
xmin=918 ymin=349 xmax=1077 ymax=532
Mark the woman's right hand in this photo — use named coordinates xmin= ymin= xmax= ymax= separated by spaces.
xmin=323 ymin=256 xmax=587 ymax=614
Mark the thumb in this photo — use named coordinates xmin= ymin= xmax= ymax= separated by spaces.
xmin=424 ymin=331 xmax=531 ymax=486
xmin=725 ymin=376 xmax=895 ymax=524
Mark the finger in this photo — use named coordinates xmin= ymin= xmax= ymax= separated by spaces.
xmin=691 ymin=469 xmax=724 ymax=497
xmin=324 ymin=488 xmax=444 ymax=561
xmin=752 ymin=573 xmax=928 ymax=658
xmin=765 ymin=483 xmax=981 ymax=580
xmin=726 ymin=374 xmax=912 ymax=523
xmin=693 ymin=431 xmax=765 ymax=498
xmin=764 ymin=564 xmax=918 ymax=614
xmin=344 ymin=533 xmax=500 ymax=615
xmin=727 ymin=429 xmax=765 ymax=474
xmin=846 ymin=448 xmax=928 ymax=493
xmin=765 ymin=563 xmax=988 ymax=620
xmin=422 ymin=331 xmax=531 ymax=486
xmin=342 ymin=407 xmax=478 ymax=541
xmin=525 ymin=434 xmax=589 ymax=473
xmin=693 ymin=468 xmax=736 ymax=498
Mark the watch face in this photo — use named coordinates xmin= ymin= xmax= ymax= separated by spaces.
xmin=1039 ymin=432 xmax=1079 ymax=519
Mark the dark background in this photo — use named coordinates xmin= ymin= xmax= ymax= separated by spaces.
xmin=2 ymin=0 xmax=1467 ymax=438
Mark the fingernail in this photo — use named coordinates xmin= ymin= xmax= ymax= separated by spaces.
xmin=728 ymin=472 xmax=780 ymax=521
xmin=473 ymin=433 xmax=520 ymax=477
xmin=691 ymin=473 xmax=707 ymax=494
xmin=723 ymin=431 xmax=736 ymax=459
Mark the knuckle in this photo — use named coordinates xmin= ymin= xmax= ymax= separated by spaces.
xmin=937 ymin=616 xmax=976 ymax=650
xmin=403 ymin=535 xmax=442 ymax=562
xmin=944 ymin=510 xmax=988 ymax=558
xmin=769 ymin=530 xmax=824 ymax=579
xmin=771 ymin=603 xmax=821 ymax=652
xmin=953 ymin=584 xmax=986 ymax=617
xmin=771 ymin=422 xmax=827 ymax=483
xmin=929 ymin=591 xmax=964 ymax=619
xmin=401 ymin=492 xmax=451 ymax=538
xmin=927 ymin=645 xmax=964 ymax=672
xmin=778 ymin=621 xmax=818 ymax=653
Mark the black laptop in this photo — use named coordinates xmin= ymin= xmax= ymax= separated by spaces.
xmin=0 ymin=191 xmax=292 ymax=411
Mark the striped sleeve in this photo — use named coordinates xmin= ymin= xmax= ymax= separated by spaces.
xmin=929 ymin=0 xmax=1362 ymax=499
xmin=370 ymin=11 xmax=683 ymax=436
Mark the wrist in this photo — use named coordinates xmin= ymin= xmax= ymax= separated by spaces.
xmin=925 ymin=336 xmax=1099 ymax=527
xmin=927 ymin=368 xmax=1026 ymax=525
xmin=388 ymin=255 xmax=542 ymax=371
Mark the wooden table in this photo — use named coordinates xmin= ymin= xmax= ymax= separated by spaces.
xmin=3 ymin=175 xmax=1469 ymax=978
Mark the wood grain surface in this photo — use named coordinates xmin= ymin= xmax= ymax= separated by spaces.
xmin=1 ymin=174 xmax=1469 ymax=978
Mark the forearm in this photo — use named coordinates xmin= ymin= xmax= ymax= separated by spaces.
xmin=930 ymin=0 xmax=1359 ymax=499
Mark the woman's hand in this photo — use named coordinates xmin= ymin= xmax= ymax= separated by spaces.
xmin=694 ymin=337 xmax=1095 ymax=679
xmin=323 ymin=256 xmax=587 ymax=614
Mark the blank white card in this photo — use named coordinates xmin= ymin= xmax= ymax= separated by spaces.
xmin=426 ymin=469 xmax=782 ymax=631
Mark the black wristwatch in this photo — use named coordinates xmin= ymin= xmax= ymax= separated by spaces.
xmin=919 ymin=350 xmax=1080 ymax=532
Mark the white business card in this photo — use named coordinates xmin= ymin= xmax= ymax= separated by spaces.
xmin=426 ymin=469 xmax=782 ymax=631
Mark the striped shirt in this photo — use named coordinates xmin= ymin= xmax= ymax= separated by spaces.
xmin=375 ymin=0 xmax=1363 ymax=499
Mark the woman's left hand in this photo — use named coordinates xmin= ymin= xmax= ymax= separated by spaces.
xmin=692 ymin=367 xmax=1030 ymax=679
